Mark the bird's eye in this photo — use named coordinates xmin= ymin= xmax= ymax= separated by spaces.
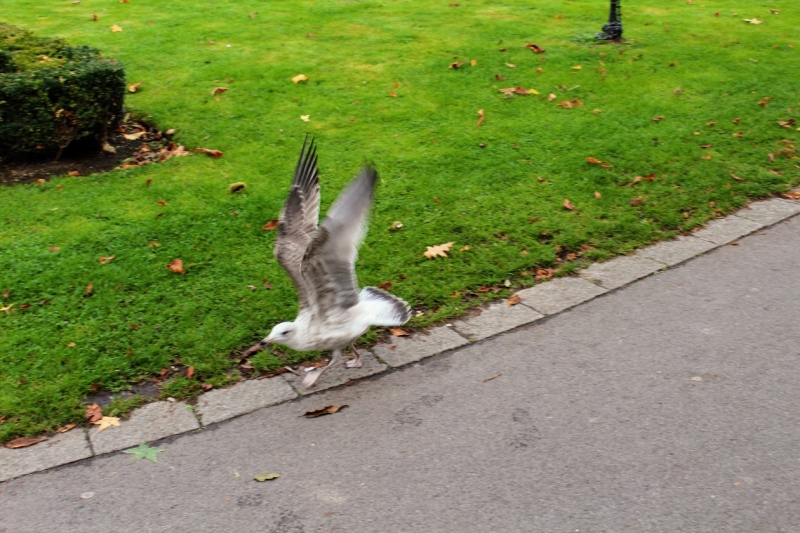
xmin=282 ymin=331 xmax=289 ymax=336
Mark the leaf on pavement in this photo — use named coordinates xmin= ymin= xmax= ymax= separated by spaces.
xmin=84 ymin=403 xmax=103 ymax=423
xmin=166 ymin=259 xmax=185 ymax=274
xmin=56 ymin=423 xmax=77 ymax=433
xmin=507 ymin=294 xmax=521 ymax=306
xmin=5 ymin=437 xmax=48 ymax=449
xmin=254 ymin=473 xmax=280 ymax=481
xmin=304 ymin=405 xmax=349 ymax=418
xmin=784 ymin=191 xmax=800 ymax=200
xmin=390 ymin=328 xmax=410 ymax=336
xmin=93 ymin=416 xmax=121 ymax=432
xmin=124 ymin=442 xmax=164 ymax=462
xmin=424 ymin=242 xmax=455 ymax=258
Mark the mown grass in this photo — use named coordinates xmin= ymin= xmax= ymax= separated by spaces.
xmin=1 ymin=0 xmax=798 ymax=442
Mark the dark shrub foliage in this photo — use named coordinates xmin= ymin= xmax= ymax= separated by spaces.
xmin=0 ymin=23 xmax=125 ymax=161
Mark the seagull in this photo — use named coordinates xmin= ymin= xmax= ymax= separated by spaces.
xmin=254 ymin=136 xmax=410 ymax=387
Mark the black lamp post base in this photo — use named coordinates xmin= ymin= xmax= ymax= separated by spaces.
xmin=596 ymin=0 xmax=623 ymax=41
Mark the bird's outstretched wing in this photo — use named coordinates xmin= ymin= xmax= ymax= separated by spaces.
xmin=301 ymin=166 xmax=378 ymax=315
xmin=275 ymin=136 xmax=321 ymax=310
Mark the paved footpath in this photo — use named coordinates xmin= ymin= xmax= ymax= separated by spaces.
xmin=2 ymin=214 xmax=800 ymax=533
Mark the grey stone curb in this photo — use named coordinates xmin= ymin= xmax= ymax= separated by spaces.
xmin=3 ymin=195 xmax=799 ymax=483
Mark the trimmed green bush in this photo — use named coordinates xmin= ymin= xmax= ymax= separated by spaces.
xmin=0 ymin=23 xmax=125 ymax=161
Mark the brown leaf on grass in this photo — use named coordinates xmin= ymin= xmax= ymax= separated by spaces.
xmin=211 ymin=87 xmax=228 ymax=96
xmin=389 ymin=90 xmax=398 ymax=97
xmin=729 ymin=173 xmax=745 ymax=182
xmin=376 ymin=280 xmax=394 ymax=292
xmin=449 ymin=2 xmax=460 ymax=6
xmin=305 ymin=33 xmax=318 ymax=38
xmin=166 ymin=259 xmax=185 ymax=274
xmin=777 ymin=119 xmax=796 ymax=129
xmin=743 ymin=18 xmax=763 ymax=25
xmin=701 ymin=153 xmax=713 ymax=160
xmin=56 ymin=423 xmax=77 ymax=433
xmin=586 ymin=157 xmax=610 ymax=168
xmin=536 ymin=67 xmax=543 ymax=73
xmin=5 ymin=437 xmax=48 ymax=449
xmin=229 ymin=182 xmax=247 ymax=193
xmin=733 ymin=131 xmax=744 ymax=137
xmin=470 ymin=59 xmax=477 ymax=66
xmin=783 ymin=191 xmax=800 ymax=200
xmin=49 ymin=246 xmax=60 ymax=252
xmin=548 ymin=93 xmax=557 ymax=101
xmin=557 ymin=99 xmax=583 ymax=108
xmin=99 ymin=255 xmax=116 ymax=264
xmin=93 ymin=14 xmax=98 ymax=21
xmin=84 ymin=403 xmax=103 ymax=423
xmin=449 ymin=61 xmax=466 ymax=69
xmin=767 ymin=153 xmax=775 ymax=162
xmin=196 ymin=148 xmax=223 ymax=158
xmin=758 ymin=97 xmax=771 ymax=107
xmin=535 ymin=268 xmax=554 ymax=281
xmin=563 ymin=198 xmax=575 ymax=210
xmin=706 ymin=120 xmax=717 ymax=127
xmin=630 ymin=198 xmax=644 ymax=206
xmin=304 ymin=405 xmax=348 ymax=418
xmin=85 ymin=283 xmax=93 ymax=296
xmin=110 ymin=24 xmax=122 ymax=32
xmin=1 ymin=290 xmax=8 ymax=298
xmin=128 ymin=82 xmax=141 ymax=93
xmin=652 ymin=115 xmax=665 ymax=122
xmin=262 ymin=219 xmax=279 ymax=230
xmin=186 ymin=366 xmax=195 ymax=379
xmin=594 ymin=191 xmax=602 ymax=199
xmin=505 ymin=63 xmax=516 ymax=68
xmin=156 ymin=199 xmax=168 ymax=206
xmin=525 ymin=42 xmax=546 ymax=54
xmin=390 ymin=328 xmax=410 ymax=336
xmin=291 ymin=74 xmax=308 ymax=84
xmin=507 ymin=294 xmax=521 ymax=306
xmin=424 ymin=242 xmax=455 ymax=258
xmin=495 ymin=74 xmax=505 ymax=80
xmin=476 ymin=109 xmax=485 ymax=127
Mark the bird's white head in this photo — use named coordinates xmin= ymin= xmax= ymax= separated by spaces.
xmin=262 ymin=321 xmax=298 ymax=348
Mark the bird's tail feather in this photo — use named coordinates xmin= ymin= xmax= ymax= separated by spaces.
xmin=359 ymin=287 xmax=411 ymax=326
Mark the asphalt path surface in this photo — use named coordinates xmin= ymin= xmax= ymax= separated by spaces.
xmin=2 ymin=216 xmax=799 ymax=533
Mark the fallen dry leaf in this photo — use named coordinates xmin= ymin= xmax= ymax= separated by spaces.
xmin=586 ymin=157 xmax=610 ymax=168
xmin=292 ymin=74 xmax=309 ymax=84
xmin=186 ymin=366 xmax=195 ymax=379
xmin=652 ymin=115 xmax=665 ymax=122
xmin=93 ymin=416 xmax=121 ymax=432
xmin=449 ymin=61 xmax=466 ymax=69
xmin=304 ymin=405 xmax=348 ymax=418
xmin=743 ymin=18 xmax=763 ymax=24
xmin=56 ymin=423 xmax=77 ymax=434
xmin=758 ymin=97 xmax=771 ymax=107
xmin=783 ymin=191 xmax=800 ymax=200
xmin=389 ymin=90 xmax=398 ymax=97
xmin=254 ymin=473 xmax=280 ymax=482
xmin=548 ymin=93 xmax=557 ymax=101
xmin=49 ymin=247 xmax=60 ymax=252
xmin=156 ymin=199 xmax=168 ymax=206
xmin=84 ymin=403 xmax=103 ymax=423
xmin=110 ymin=24 xmax=122 ymax=32
xmin=424 ymin=242 xmax=455 ymax=259
xmin=572 ymin=65 xmax=582 ymax=70
xmin=594 ymin=191 xmax=602 ymax=199
xmin=300 ymin=115 xmax=310 ymax=122
xmin=196 ymin=148 xmax=223 ymax=158
xmin=563 ymin=198 xmax=575 ymax=210
xmin=525 ymin=42 xmax=545 ymax=54
xmin=128 ymin=82 xmax=141 ymax=93
xmin=123 ymin=131 xmax=145 ymax=140
xmin=535 ymin=268 xmax=554 ymax=281
xmin=211 ymin=87 xmax=227 ymax=96
xmin=377 ymin=280 xmax=393 ymax=291
xmin=507 ymin=294 xmax=521 ymax=307
xmin=5 ymin=437 xmax=48 ymax=449
xmin=99 ymin=255 xmax=116 ymax=264
xmin=85 ymin=283 xmax=93 ymax=296
xmin=262 ymin=219 xmax=279 ymax=230
xmin=733 ymin=117 xmax=742 ymax=124
xmin=166 ymin=259 xmax=185 ymax=274
xmin=477 ymin=109 xmax=485 ymax=127
xmin=505 ymin=63 xmax=516 ymax=68
xmin=459 ymin=245 xmax=470 ymax=252
xmin=482 ymin=372 xmax=503 ymax=383
xmin=390 ymin=328 xmax=410 ymax=337
xmin=229 ymin=182 xmax=246 ymax=193
xmin=630 ymin=198 xmax=644 ymax=206
xmin=707 ymin=120 xmax=717 ymax=127
xmin=470 ymin=59 xmax=477 ymax=66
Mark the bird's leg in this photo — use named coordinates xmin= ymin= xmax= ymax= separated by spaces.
xmin=345 ymin=343 xmax=363 ymax=368
xmin=302 ymin=349 xmax=342 ymax=388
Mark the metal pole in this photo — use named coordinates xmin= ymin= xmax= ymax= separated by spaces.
xmin=596 ymin=0 xmax=623 ymax=41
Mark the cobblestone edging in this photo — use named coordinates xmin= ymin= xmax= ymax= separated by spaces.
xmin=2 ymin=195 xmax=799 ymax=482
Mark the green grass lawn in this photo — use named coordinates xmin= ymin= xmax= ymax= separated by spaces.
xmin=1 ymin=0 xmax=798 ymax=442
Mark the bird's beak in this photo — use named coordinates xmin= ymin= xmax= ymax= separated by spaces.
xmin=258 ymin=337 xmax=271 ymax=347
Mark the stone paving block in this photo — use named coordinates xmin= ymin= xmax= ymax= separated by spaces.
xmin=373 ymin=326 xmax=469 ymax=368
xmin=89 ymin=400 xmax=199 ymax=455
xmin=282 ymin=350 xmax=387 ymax=395
xmin=692 ymin=215 xmax=763 ymax=245
xmin=515 ymin=277 xmax=607 ymax=315
xmin=579 ymin=255 xmax=664 ymax=290
xmin=0 ymin=429 xmax=92 ymax=482
xmin=637 ymin=236 xmax=717 ymax=266
xmin=196 ymin=377 xmax=297 ymax=425
xmin=452 ymin=299 xmax=544 ymax=341
xmin=734 ymin=198 xmax=800 ymax=226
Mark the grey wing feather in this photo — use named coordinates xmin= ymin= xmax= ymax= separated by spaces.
xmin=301 ymin=166 xmax=378 ymax=313
xmin=274 ymin=136 xmax=321 ymax=310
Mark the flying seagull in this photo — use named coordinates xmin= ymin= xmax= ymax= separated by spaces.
xmin=255 ymin=137 xmax=410 ymax=387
